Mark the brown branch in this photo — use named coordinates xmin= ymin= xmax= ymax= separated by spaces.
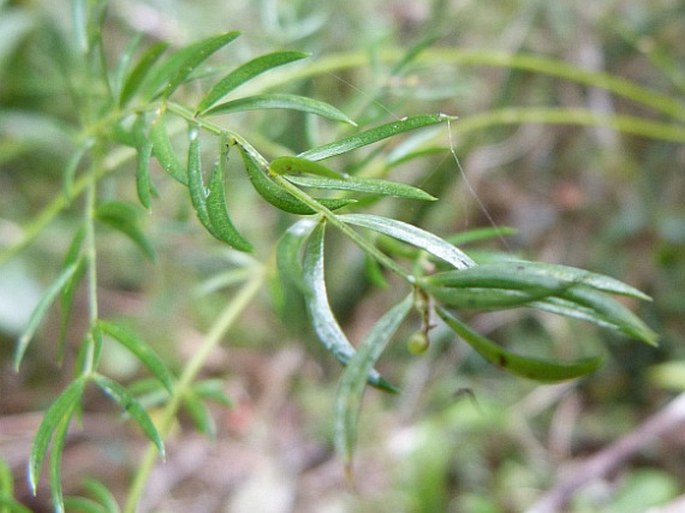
xmin=526 ymin=392 xmax=685 ymax=513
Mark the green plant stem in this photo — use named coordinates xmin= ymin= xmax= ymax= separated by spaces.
xmin=243 ymin=48 xmax=685 ymax=123
xmin=123 ymin=269 xmax=265 ymax=513
xmin=0 ymin=145 xmax=136 ymax=266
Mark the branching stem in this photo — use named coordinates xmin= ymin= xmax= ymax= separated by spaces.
xmin=123 ymin=269 xmax=265 ymax=513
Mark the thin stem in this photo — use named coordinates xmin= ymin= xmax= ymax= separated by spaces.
xmin=0 ymin=145 xmax=136 ymax=266
xmin=241 ymin=48 xmax=685 ymax=123
xmin=123 ymin=269 xmax=265 ymax=513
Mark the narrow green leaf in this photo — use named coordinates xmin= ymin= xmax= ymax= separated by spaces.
xmin=514 ymin=261 xmax=652 ymax=301
xmin=49 ymin=410 xmax=72 ymax=513
xmin=335 ymin=294 xmax=412 ymax=465
xmin=339 ymin=213 xmax=475 ymax=270
xmin=136 ymin=138 xmax=154 ymax=209
xmin=63 ymin=497 xmax=107 ymax=513
xmin=58 ymin=227 xmax=86 ymax=362
xmin=299 ymin=113 xmax=454 ymax=161
xmin=206 ymin=153 xmax=254 ymax=252
xmin=426 ymin=285 xmax=561 ymax=310
xmin=29 ymin=377 xmax=86 ymax=494
xmin=182 ymin=390 xmax=216 ymax=437
xmin=15 ymin=263 xmax=79 ymax=370
xmin=285 ymin=174 xmax=437 ymax=201
xmin=141 ymin=31 xmax=240 ymax=99
xmin=270 ymin=156 xmax=344 ymax=178
xmin=532 ymin=286 xmax=658 ymax=345
xmin=277 ymin=218 xmax=318 ymax=293
xmin=437 ymin=307 xmax=602 ymax=382
xmin=95 ymin=201 xmax=156 ymax=261
xmin=236 ymin=142 xmax=356 ymax=214
xmin=82 ymin=479 xmax=120 ymax=513
xmin=149 ymin=115 xmax=188 ymax=184
xmin=186 ymin=127 xmax=212 ymax=226
xmin=302 ymin=223 xmax=396 ymax=391
xmin=63 ymin=139 xmax=94 ymax=201
xmin=197 ymin=50 xmax=310 ymax=113
xmin=113 ymin=33 xmax=143 ymax=100
xmin=425 ymin=261 xmax=651 ymax=301
xmin=92 ymin=374 xmax=165 ymax=458
xmin=205 ymin=94 xmax=357 ymax=126
xmin=192 ymin=379 xmax=233 ymax=407
xmin=119 ymin=41 xmax=169 ymax=106
xmin=58 ymin=259 xmax=86 ymax=363
xmin=97 ymin=321 xmax=175 ymax=392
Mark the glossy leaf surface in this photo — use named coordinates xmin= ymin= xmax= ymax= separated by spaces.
xmin=205 ymin=93 xmax=356 ymax=126
xmin=298 ymin=113 xmax=454 ymax=161
xmin=197 ymin=50 xmax=309 ymax=112
xmin=92 ymin=374 xmax=165 ymax=458
xmin=339 ymin=214 xmax=475 ymax=270
xmin=97 ymin=321 xmax=175 ymax=392
xmin=302 ymin=223 xmax=396 ymax=391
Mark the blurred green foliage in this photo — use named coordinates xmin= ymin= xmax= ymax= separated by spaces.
xmin=1 ymin=1 xmax=684 ymax=512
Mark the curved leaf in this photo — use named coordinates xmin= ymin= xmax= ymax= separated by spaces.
xmin=49 ymin=410 xmax=72 ymax=513
xmin=236 ymin=142 xmax=356 ymax=214
xmin=119 ymin=41 xmax=169 ymax=106
xmin=339 ymin=213 xmax=475 ymax=270
xmin=335 ymin=294 xmax=412 ymax=464
xmin=186 ymin=127 xmax=214 ymax=231
xmin=303 ymin=223 xmax=395 ymax=391
xmin=164 ymin=31 xmax=241 ymax=98
xmin=15 ymin=263 xmax=79 ymax=370
xmin=141 ymin=31 xmax=240 ymax=99
xmin=63 ymin=497 xmax=107 ymax=513
xmin=135 ymin=137 xmax=154 ymax=209
xmin=97 ymin=321 xmax=175 ymax=392
xmin=182 ymin=390 xmax=216 ymax=437
xmin=298 ymin=113 xmax=454 ymax=161
xmin=277 ymin=218 xmax=318 ymax=292
xmin=285 ymin=174 xmax=437 ymax=201
xmin=95 ymin=201 xmax=156 ymax=261
xmin=81 ymin=479 xmax=120 ymax=513
xmin=149 ymin=115 xmax=187 ymax=185
xmin=205 ymin=93 xmax=357 ymax=126
xmin=197 ymin=50 xmax=310 ymax=113
xmin=29 ymin=377 xmax=87 ymax=494
xmin=206 ymin=152 xmax=254 ymax=252
xmin=533 ymin=286 xmax=658 ymax=345
xmin=270 ymin=156 xmax=344 ymax=178
xmin=437 ymin=307 xmax=602 ymax=382
xmin=426 ymin=285 xmax=562 ymax=310
xmin=92 ymin=374 xmax=165 ymax=459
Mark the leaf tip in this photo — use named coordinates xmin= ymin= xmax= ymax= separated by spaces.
xmin=372 ymin=377 xmax=400 ymax=394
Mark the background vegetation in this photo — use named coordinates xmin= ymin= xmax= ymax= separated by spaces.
xmin=1 ymin=0 xmax=684 ymax=512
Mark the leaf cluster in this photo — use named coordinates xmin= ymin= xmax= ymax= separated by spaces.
xmin=0 ymin=0 xmax=663 ymax=509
